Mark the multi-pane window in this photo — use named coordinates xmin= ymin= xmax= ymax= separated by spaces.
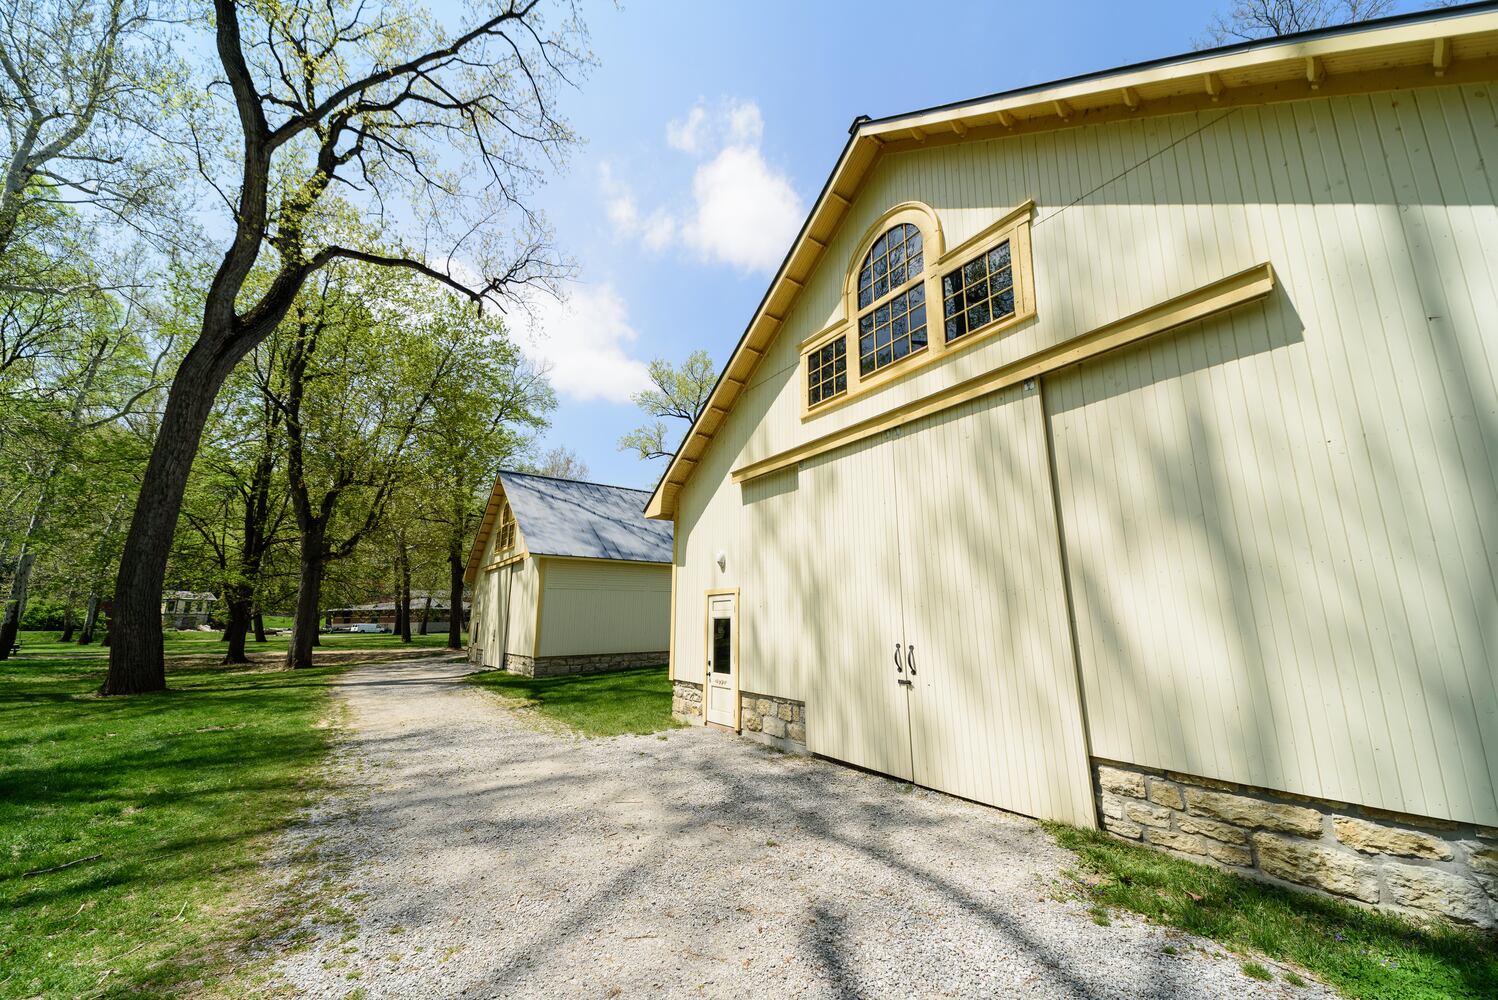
xmin=941 ymin=239 xmax=1015 ymax=343
xmin=856 ymin=223 xmax=927 ymax=377
xmin=807 ymin=336 xmax=847 ymax=407
xmin=497 ymin=500 xmax=516 ymax=551
xmin=858 ymin=283 xmax=927 ymax=376
xmin=857 ymin=223 xmax=924 ymax=308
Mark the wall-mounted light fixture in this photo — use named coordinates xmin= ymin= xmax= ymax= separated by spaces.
xmin=716 ymin=550 xmax=727 ymax=572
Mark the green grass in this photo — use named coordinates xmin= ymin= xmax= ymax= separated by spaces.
xmin=1049 ymin=823 xmax=1498 ymax=1000
xmin=12 ymin=627 xmax=461 ymax=661
xmin=1243 ymin=960 xmax=1273 ymax=981
xmin=0 ymin=633 xmax=350 ymax=998
xmin=468 ymin=665 xmax=681 ymax=737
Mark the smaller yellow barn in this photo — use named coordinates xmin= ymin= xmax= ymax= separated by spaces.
xmin=465 ymin=471 xmax=672 ymax=676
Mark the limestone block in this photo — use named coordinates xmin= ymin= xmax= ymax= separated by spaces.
xmin=1477 ymin=825 xmax=1498 ymax=842
xmin=1103 ymin=815 xmax=1143 ymax=839
xmin=1145 ymin=828 xmax=1208 ymax=857
xmin=1147 ymin=780 xmax=1185 ymax=811
xmin=778 ymin=702 xmax=793 ymax=721
xmin=1332 ymin=817 xmax=1452 ymax=860
xmin=742 ymin=714 xmax=762 ymax=732
xmin=787 ymin=722 xmax=806 ymax=744
xmin=756 ymin=698 xmax=773 ymax=717
xmin=1177 ymin=815 xmax=1249 ymax=846
xmin=1471 ymin=846 xmax=1498 ymax=878
xmin=762 ymin=715 xmax=787 ymax=739
xmin=1124 ymin=800 xmax=1172 ymax=829
xmin=1205 ymin=841 xmax=1253 ymax=867
xmin=1384 ymin=865 xmax=1494 ymax=925
xmin=1252 ymin=834 xmax=1379 ymax=903
xmin=1097 ymin=765 xmax=1146 ymax=798
xmin=1099 ymin=793 xmax=1126 ymax=821
xmin=1186 ymin=787 xmax=1322 ymax=837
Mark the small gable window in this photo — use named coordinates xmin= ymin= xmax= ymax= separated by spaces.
xmin=855 ymin=223 xmax=928 ymax=377
xmin=497 ymin=499 xmax=516 ymax=552
xmin=941 ymin=239 xmax=1015 ymax=343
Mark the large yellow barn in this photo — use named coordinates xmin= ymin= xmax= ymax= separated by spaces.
xmin=647 ymin=6 xmax=1498 ymax=927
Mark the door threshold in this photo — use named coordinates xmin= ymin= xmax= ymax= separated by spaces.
xmin=705 ymin=720 xmax=738 ymax=734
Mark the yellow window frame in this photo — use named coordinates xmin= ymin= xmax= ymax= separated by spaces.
xmin=799 ymin=198 xmax=1035 ymax=421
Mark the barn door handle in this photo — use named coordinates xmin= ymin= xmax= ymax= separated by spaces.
xmin=893 ymin=643 xmax=904 ymax=673
xmin=906 ymin=645 xmax=916 ymax=676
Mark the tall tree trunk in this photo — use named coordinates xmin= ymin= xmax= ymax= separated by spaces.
xmin=0 ymin=546 xmax=36 ymax=658
xmin=222 ymin=591 xmax=251 ymax=663
xmin=419 ymin=594 xmax=431 ymax=636
xmin=253 ymin=607 xmax=266 ymax=642
xmin=398 ymin=537 xmax=412 ymax=643
xmin=103 ymin=347 xmax=238 ymax=694
xmin=447 ymin=537 xmax=464 ymax=650
xmin=5 ymin=342 xmax=108 ymax=661
xmin=79 ymin=593 xmax=100 ymax=644
xmin=59 ymin=596 xmax=76 ymax=642
xmin=286 ymin=526 xmax=325 ymax=669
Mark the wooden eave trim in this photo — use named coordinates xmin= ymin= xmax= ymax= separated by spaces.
xmin=730 ymin=263 xmax=1276 ymax=486
xmin=863 ymin=12 xmax=1498 ymax=138
xmin=531 ymin=553 xmax=671 ymax=569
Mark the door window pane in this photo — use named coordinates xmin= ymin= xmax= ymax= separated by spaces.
xmin=712 ymin=617 xmax=731 ymax=674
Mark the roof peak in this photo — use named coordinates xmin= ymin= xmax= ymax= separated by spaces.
xmin=500 ymin=468 xmax=652 ymax=495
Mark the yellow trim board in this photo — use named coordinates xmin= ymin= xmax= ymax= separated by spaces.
xmin=732 ymin=262 xmax=1275 ymax=485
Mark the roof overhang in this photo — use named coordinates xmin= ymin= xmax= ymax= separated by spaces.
xmin=643 ymin=2 xmax=1498 ymax=521
xmin=463 ymin=475 xmax=510 ymax=585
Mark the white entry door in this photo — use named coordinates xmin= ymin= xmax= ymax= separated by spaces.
xmin=705 ymin=593 xmax=737 ymax=727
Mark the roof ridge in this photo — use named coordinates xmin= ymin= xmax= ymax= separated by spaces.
xmin=858 ymin=0 xmax=1498 ymax=131
xmin=501 ymin=468 xmax=653 ymax=494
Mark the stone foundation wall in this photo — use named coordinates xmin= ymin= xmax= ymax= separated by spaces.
xmin=503 ymin=650 xmax=668 ymax=678
xmin=672 ymin=680 xmax=703 ymax=721
xmin=1095 ymin=759 xmax=1498 ymax=928
xmin=739 ymin=691 xmax=806 ymax=752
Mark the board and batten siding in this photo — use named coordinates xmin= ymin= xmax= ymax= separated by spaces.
xmin=535 ymin=558 xmax=671 ymax=658
xmin=674 ymin=82 xmax=1498 ymax=825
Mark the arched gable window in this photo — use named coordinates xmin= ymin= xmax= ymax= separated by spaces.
xmin=854 ymin=222 xmax=927 ymax=377
xmin=799 ymin=198 xmax=1030 ymax=418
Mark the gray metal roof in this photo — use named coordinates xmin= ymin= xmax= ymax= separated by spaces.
xmin=499 ymin=471 xmax=672 ymax=564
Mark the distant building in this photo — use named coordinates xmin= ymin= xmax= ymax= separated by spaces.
xmin=323 ymin=592 xmax=468 ymax=632
xmin=161 ymin=591 xmax=217 ymax=629
xmin=465 ymin=470 xmax=672 ymax=677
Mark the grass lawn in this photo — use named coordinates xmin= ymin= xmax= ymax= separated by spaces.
xmin=468 ymin=664 xmax=680 ymax=737
xmin=1050 ymin=823 xmax=1498 ymax=1000
xmin=0 ymin=632 xmax=360 ymax=998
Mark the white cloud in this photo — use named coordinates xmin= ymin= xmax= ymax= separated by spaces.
xmin=681 ymin=143 xmax=801 ymax=274
xmin=602 ymin=98 xmax=803 ymax=275
xmin=666 ymin=103 xmax=708 ymax=154
xmin=514 ymin=282 xmax=651 ymax=403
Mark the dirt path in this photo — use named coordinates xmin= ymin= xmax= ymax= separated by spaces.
xmin=265 ymin=656 xmax=1324 ymax=999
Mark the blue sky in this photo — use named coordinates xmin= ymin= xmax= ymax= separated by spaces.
xmin=475 ymin=0 xmax=1426 ymax=489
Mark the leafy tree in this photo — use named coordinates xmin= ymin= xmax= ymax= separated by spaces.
xmin=532 ymin=445 xmax=588 ymax=480
xmin=0 ymin=280 xmax=179 ymax=659
xmin=104 ymin=0 xmax=591 ymax=694
xmin=413 ymin=302 xmax=553 ymax=650
xmin=618 ymin=350 xmax=715 ymax=462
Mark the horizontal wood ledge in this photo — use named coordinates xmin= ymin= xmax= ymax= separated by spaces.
xmin=730 ymin=262 xmax=1276 ymax=486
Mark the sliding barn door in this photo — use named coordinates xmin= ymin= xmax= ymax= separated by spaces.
xmin=800 ymin=433 xmax=914 ymax=782
xmin=891 ymin=384 xmax=1096 ymax=827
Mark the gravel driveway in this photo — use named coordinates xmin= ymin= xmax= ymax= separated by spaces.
xmin=265 ymin=656 xmax=1325 ymax=999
